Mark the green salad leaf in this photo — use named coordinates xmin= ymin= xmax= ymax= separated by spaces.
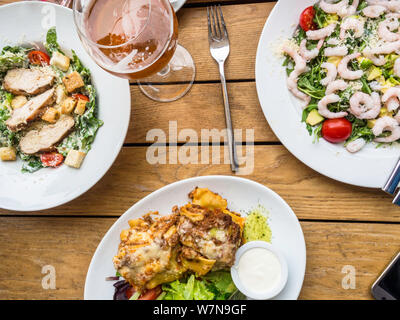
xmin=20 ymin=154 xmax=43 ymax=173
xmin=0 ymin=46 xmax=29 ymax=74
xmin=45 ymin=27 xmax=64 ymax=55
xmin=161 ymin=271 xmax=238 ymax=301
xmin=162 ymin=275 xmax=214 ymax=300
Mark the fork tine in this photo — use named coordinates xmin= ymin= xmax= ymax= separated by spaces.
xmin=210 ymin=6 xmax=218 ymax=39
xmin=213 ymin=5 xmax=222 ymax=39
xmin=207 ymin=7 xmax=212 ymax=39
xmin=217 ymin=5 xmax=228 ymax=38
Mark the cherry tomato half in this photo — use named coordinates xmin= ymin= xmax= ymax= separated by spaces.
xmin=72 ymin=94 xmax=90 ymax=102
xmin=125 ymin=285 xmax=161 ymax=300
xmin=299 ymin=6 xmax=317 ymax=31
xmin=138 ymin=286 xmax=162 ymax=300
xmin=322 ymin=118 xmax=352 ymax=144
xmin=125 ymin=286 xmax=136 ymax=300
xmin=28 ymin=50 xmax=50 ymax=66
xmin=40 ymin=153 xmax=64 ymax=167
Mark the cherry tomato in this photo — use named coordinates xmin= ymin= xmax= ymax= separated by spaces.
xmin=322 ymin=118 xmax=352 ymax=143
xmin=28 ymin=50 xmax=50 ymax=66
xmin=40 ymin=153 xmax=64 ymax=167
xmin=299 ymin=6 xmax=317 ymax=31
xmin=138 ymin=286 xmax=162 ymax=300
xmin=72 ymin=94 xmax=90 ymax=102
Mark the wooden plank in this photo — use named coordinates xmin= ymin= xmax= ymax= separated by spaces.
xmin=2 ymin=146 xmax=399 ymax=222
xmin=177 ymin=3 xmax=275 ymax=81
xmin=128 ymin=82 xmax=277 ymax=143
xmin=0 ymin=217 xmax=398 ymax=299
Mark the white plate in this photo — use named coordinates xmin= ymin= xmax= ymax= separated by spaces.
xmin=84 ymin=176 xmax=306 ymax=300
xmin=255 ymin=0 xmax=399 ymax=188
xmin=0 ymin=2 xmax=130 ymax=211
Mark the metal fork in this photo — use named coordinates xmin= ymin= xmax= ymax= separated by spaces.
xmin=207 ymin=5 xmax=239 ymax=172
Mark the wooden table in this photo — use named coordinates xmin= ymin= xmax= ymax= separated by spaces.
xmin=0 ymin=0 xmax=399 ymax=300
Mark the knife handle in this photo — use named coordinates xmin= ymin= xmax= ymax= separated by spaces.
xmin=383 ymin=157 xmax=400 ymax=195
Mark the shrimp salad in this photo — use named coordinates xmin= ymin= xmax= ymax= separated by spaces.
xmin=282 ymin=0 xmax=400 ymax=153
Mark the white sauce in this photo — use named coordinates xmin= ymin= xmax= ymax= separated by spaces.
xmin=237 ymin=248 xmax=281 ymax=294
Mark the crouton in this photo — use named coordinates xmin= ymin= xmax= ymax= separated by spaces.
xmin=0 ymin=147 xmax=16 ymax=161
xmin=11 ymin=95 xmax=28 ymax=109
xmin=62 ymin=71 xmax=85 ymax=93
xmin=50 ymin=51 xmax=70 ymax=72
xmin=64 ymin=150 xmax=86 ymax=169
xmin=41 ymin=107 xmax=60 ymax=123
xmin=74 ymin=99 xmax=88 ymax=115
xmin=61 ymin=97 xmax=77 ymax=114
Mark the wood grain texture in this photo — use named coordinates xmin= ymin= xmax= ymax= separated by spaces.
xmin=128 ymin=82 xmax=278 ymax=143
xmin=1 ymin=146 xmax=399 ymax=222
xmin=0 ymin=217 xmax=398 ymax=300
xmin=176 ymin=2 xmax=275 ymax=81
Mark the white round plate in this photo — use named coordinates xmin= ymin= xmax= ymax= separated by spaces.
xmin=0 ymin=2 xmax=131 ymax=211
xmin=171 ymin=0 xmax=187 ymax=12
xmin=255 ymin=0 xmax=399 ymax=188
xmin=84 ymin=176 xmax=306 ymax=300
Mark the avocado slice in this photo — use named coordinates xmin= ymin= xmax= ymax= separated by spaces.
xmin=357 ymin=56 xmax=373 ymax=70
xmin=367 ymin=65 xmax=382 ymax=81
xmin=306 ymin=109 xmax=324 ymax=126
xmin=367 ymin=120 xmax=376 ymax=129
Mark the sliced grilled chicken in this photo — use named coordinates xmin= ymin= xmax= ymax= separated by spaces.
xmin=3 ymin=68 xmax=55 ymax=96
xmin=19 ymin=115 xmax=75 ymax=155
xmin=6 ymin=88 xmax=55 ymax=132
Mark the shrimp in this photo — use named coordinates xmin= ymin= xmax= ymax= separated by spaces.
xmin=340 ymin=17 xmax=365 ymax=40
xmin=299 ymin=39 xmax=324 ymax=61
xmin=320 ymin=62 xmax=338 ymax=86
xmin=307 ymin=23 xmax=337 ymax=40
xmin=363 ymin=92 xmax=382 ymax=119
xmin=338 ymin=53 xmax=364 ymax=80
xmin=318 ymin=94 xmax=349 ymax=118
xmin=372 ymin=116 xmax=400 ymax=142
xmin=320 ymin=0 xmax=348 ymax=14
xmin=324 ymin=45 xmax=348 ymax=56
xmin=382 ymin=87 xmax=400 ymax=105
xmin=326 ymin=38 xmax=341 ymax=46
xmin=382 ymin=87 xmax=400 ymax=112
xmin=283 ymin=46 xmax=310 ymax=107
xmin=366 ymin=0 xmax=400 ymax=12
xmin=394 ymin=57 xmax=400 ymax=77
xmin=349 ymin=91 xmax=380 ymax=119
xmin=363 ymin=39 xmax=400 ymax=66
xmin=326 ymin=79 xmax=348 ymax=94
xmin=378 ymin=17 xmax=400 ymax=42
xmin=386 ymin=96 xmax=400 ymax=112
xmin=338 ymin=0 xmax=359 ymax=17
xmin=346 ymin=138 xmax=367 ymax=153
xmin=381 ymin=0 xmax=400 ymax=12
xmin=349 ymin=92 xmax=372 ymax=116
xmin=395 ymin=111 xmax=400 ymax=123
xmin=369 ymin=40 xmax=400 ymax=55
xmin=362 ymin=5 xmax=387 ymax=18
xmin=362 ymin=49 xmax=386 ymax=66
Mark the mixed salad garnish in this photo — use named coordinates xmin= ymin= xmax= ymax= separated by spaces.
xmin=282 ymin=0 xmax=400 ymax=153
xmin=0 ymin=28 xmax=102 ymax=172
xmin=108 ymin=188 xmax=272 ymax=300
